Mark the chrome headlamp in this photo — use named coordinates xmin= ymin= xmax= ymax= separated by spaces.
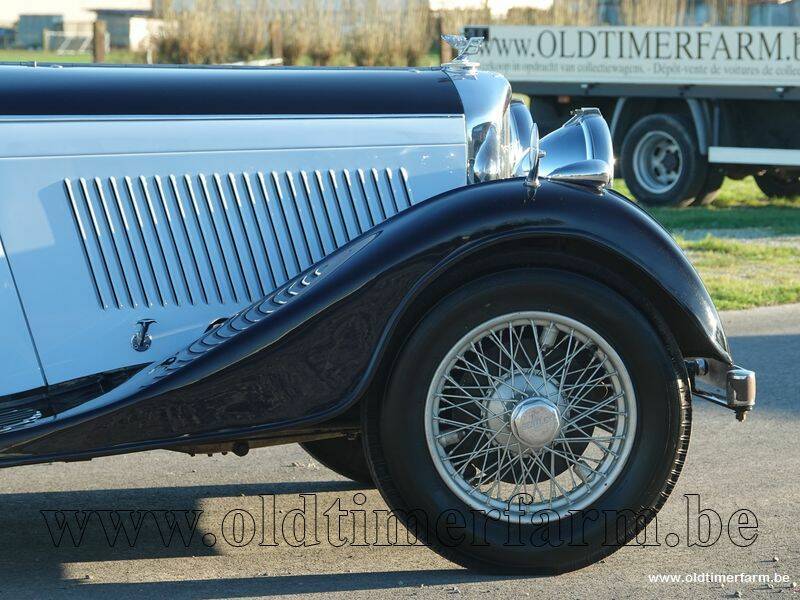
xmin=444 ymin=53 xmax=612 ymax=189
xmin=445 ymin=69 xmax=522 ymax=184
xmin=538 ymin=108 xmax=614 ymax=180
xmin=525 ymin=108 xmax=615 ymax=193
xmin=461 ymin=84 xmax=537 ymax=183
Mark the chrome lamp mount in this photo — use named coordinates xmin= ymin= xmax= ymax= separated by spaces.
xmin=525 ymin=108 xmax=614 ymax=194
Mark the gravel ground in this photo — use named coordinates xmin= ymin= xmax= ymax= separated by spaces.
xmin=676 ymin=228 xmax=800 ymax=246
xmin=0 ymin=305 xmax=797 ymax=599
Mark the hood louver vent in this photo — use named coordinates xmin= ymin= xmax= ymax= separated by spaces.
xmin=65 ymin=167 xmax=413 ymax=311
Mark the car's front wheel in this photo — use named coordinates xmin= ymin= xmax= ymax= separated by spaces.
xmin=363 ymin=269 xmax=690 ymax=573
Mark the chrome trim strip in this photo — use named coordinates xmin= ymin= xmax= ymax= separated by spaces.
xmin=0 ymin=114 xmax=464 ymax=124
xmin=0 ymin=409 xmax=43 ymax=432
xmin=0 ymin=116 xmax=467 ymax=160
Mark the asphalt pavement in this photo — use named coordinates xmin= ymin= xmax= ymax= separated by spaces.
xmin=0 ymin=304 xmax=797 ymax=599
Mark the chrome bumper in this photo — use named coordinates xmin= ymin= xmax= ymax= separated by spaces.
xmin=688 ymin=359 xmax=756 ymax=421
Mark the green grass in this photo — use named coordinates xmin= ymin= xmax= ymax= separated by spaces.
xmin=613 ymin=177 xmax=800 ymax=234
xmin=611 ymin=177 xmax=800 ymax=310
xmin=676 ymin=235 xmax=800 ymax=310
xmin=0 ymin=49 xmax=144 ymax=64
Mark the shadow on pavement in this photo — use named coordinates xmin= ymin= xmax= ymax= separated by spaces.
xmin=26 ymin=569 xmax=511 ymax=598
xmin=0 ymin=480 xmax=365 ymax=584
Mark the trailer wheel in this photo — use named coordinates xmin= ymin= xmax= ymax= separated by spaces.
xmin=300 ymin=436 xmax=374 ymax=486
xmin=621 ymin=113 xmax=706 ymax=206
xmin=755 ymin=169 xmax=800 ymax=199
xmin=691 ymin=167 xmax=725 ymax=206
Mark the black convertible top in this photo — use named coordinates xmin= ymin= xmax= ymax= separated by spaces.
xmin=0 ymin=64 xmax=463 ymax=117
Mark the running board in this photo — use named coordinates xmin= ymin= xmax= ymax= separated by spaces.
xmin=0 ymin=407 xmax=44 ymax=432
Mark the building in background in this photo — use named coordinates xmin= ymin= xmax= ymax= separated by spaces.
xmin=0 ymin=1 xmax=152 ymax=27
xmin=15 ymin=14 xmax=63 ymax=48
xmin=91 ymin=8 xmax=153 ymax=47
xmin=0 ymin=1 xmax=152 ymax=48
xmin=0 ymin=27 xmax=15 ymax=49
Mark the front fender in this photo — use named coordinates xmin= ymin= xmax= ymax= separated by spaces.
xmin=0 ymin=178 xmax=728 ymax=463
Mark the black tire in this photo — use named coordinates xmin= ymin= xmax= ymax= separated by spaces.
xmin=363 ymin=269 xmax=691 ymax=574
xmin=755 ymin=169 xmax=800 ymax=199
xmin=300 ymin=436 xmax=374 ymax=486
xmin=620 ymin=113 xmax=707 ymax=207
xmin=691 ymin=167 xmax=725 ymax=206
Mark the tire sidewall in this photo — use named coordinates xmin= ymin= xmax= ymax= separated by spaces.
xmin=691 ymin=167 xmax=725 ymax=206
xmin=300 ymin=437 xmax=374 ymax=486
xmin=371 ymin=269 xmax=685 ymax=572
xmin=755 ymin=171 xmax=800 ymax=199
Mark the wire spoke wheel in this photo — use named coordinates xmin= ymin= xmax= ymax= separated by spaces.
xmin=368 ymin=270 xmax=691 ymax=572
xmin=425 ymin=311 xmax=637 ymax=520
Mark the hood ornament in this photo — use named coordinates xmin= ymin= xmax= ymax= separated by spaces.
xmin=441 ymin=35 xmax=484 ymax=75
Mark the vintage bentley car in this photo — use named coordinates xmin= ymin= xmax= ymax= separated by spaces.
xmin=0 ymin=40 xmax=755 ymax=573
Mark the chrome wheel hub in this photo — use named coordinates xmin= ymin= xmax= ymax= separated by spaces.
xmin=633 ymin=130 xmax=683 ymax=194
xmin=483 ymin=369 xmax=567 ymax=452
xmin=425 ymin=311 xmax=637 ymax=520
xmin=510 ymin=398 xmax=560 ymax=448
xmin=482 ymin=371 xmax=562 ymax=449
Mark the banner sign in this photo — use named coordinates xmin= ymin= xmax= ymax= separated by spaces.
xmin=472 ymin=25 xmax=800 ymax=86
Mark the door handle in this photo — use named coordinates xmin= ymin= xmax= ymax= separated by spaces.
xmin=131 ymin=318 xmax=156 ymax=352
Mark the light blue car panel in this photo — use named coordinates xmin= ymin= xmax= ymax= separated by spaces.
xmin=0 ymin=115 xmax=467 ymax=386
xmin=0 ymin=237 xmax=45 ymax=395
